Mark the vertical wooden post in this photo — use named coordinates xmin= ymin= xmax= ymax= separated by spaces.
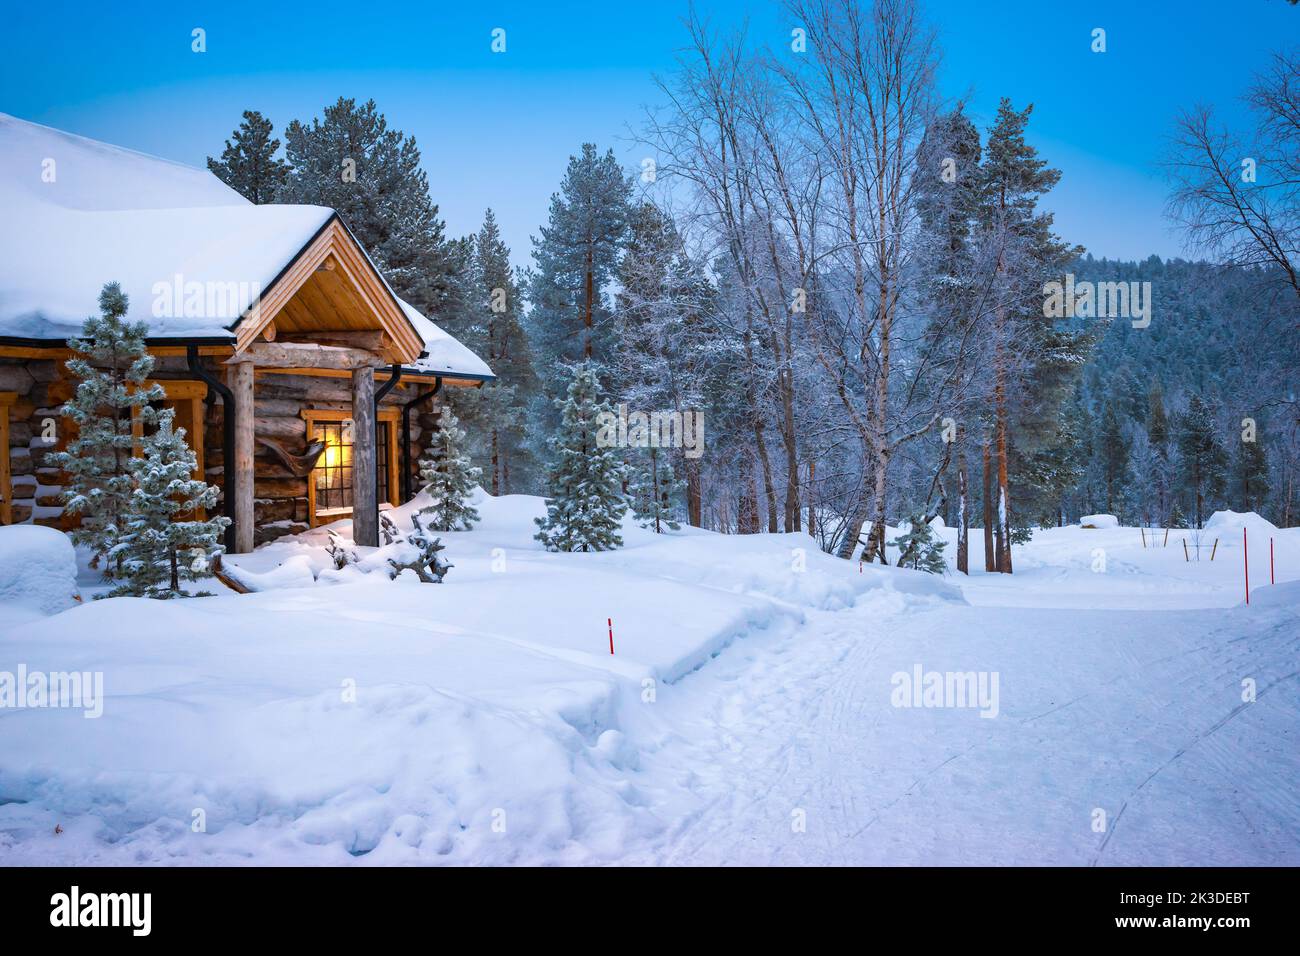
xmin=231 ymin=360 xmax=255 ymax=553
xmin=351 ymin=365 xmax=378 ymax=547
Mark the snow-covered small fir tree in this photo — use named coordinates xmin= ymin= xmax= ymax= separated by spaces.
xmin=629 ymin=447 xmax=684 ymax=533
xmin=49 ymin=283 xmax=164 ymax=576
xmin=890 ymin=512 xmax=948 ymax=574
xmin=535 ymin=361 xmax=628 ymax=552
xmin=417 ymin=406 xmax=481 ymax=531
xmin=108 ymin=414 xmax=229 ymax=598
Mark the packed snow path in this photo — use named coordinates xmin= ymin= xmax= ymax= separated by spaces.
xmin=628 ymin=577 xmax=1300 ymax=866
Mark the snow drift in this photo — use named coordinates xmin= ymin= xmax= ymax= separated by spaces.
xmin=0 ymin=525 xmax=78 ymax=624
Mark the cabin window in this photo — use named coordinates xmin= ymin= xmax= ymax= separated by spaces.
xmin=302 ymin=408 xmax=400 ymax=526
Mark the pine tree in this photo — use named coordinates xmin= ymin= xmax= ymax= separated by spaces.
xmin=1176 ymin=395 xmax=1228 ymax=527
xmin=1233 ymin=428 xmax=1269 ymax=513
xmin=526 ymin=144 xmax=632 ymax=369
xmin=629 ymin=447 xmax=685 ymax=533
xmin=890 ymin=513 xmax=948 ymax=574
xmin=455 ymin=209 xmax=539 ymax=495
xmin=417 ymin=406 xmax=482 ymax=531
xmin=1146 ymin=381 xmax=1173 ymax=524
xmin=108 ymin=416 xmax=229 ymax=598
xmin=915 ymin=107 xmax=983 ymax=570
xmin=279 ymin=98 xmax=461 ymax=321
xmin=1099 ymin=403 xmax=1130 ymax=515
xmin=614 ymin=202 xmax=713 ymax=528
xmin=974 ymin=99 xmax=1086 ymax=572
xmin=50 ymin=283 xmax=165 ymax=575
xmin=207 ymin=110 xmax=289 ymax=204
xmin=1147 ymin=382 xmax=1170 ymax=447
xmin=535 ymin=361 xmax=628 ymax=552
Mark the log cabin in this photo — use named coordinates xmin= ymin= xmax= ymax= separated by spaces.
xmin=0 ymin=113 xmax=494 ymax=550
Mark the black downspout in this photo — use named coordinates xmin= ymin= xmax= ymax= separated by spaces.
xmin=375 ymin=364 xmax=403 ymax=405
xmin=401 ymin=376 xmax=442 ymax=503
xmin=186 ymin=344 xmax=237 ymax=552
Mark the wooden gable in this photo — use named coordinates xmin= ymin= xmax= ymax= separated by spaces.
xmin=232 ymin=218 xmax=424 ymax=366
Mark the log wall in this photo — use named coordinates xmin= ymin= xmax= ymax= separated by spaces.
xmin=1 ymin=357 xmax=444 ymax=545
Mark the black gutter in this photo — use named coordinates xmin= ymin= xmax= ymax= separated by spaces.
xmin=398 ymin=363 xmax=496 ymax=385
xmin=186 ymin=345 xmax=237 ymax=552
xmin=401 ymin=377 xmax=442 ymax=503
xmin=375 ymin=364 xmax=403 ymax=404
xmin=0 ymin=334 xmax=234 ymax=350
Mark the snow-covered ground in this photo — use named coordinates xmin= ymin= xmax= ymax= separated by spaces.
xmin=1 ymin=496 xmax=1297 ymax=865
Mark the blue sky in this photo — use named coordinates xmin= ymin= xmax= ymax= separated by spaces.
xmin=3 ymin=1 xmax=1296 ymax=268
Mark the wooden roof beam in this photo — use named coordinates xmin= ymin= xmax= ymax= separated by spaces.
xmin=226 ymin=341 xmax=386 ymax=371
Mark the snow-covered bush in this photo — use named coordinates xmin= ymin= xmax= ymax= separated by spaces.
xmin=325 ymin=529 xmax=359 ymax=570
xmin=890 ymin=513 xmax=947 ymax=574
xmin=362 ymin=511 xmax=452 ymax=583
xmin=1079 ymin=514 xmax=1119 ymax=529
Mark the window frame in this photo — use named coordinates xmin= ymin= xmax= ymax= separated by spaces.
xmin=301 ymin=407 xmax=400 ymax=527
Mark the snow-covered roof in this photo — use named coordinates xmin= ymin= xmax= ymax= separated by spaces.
xmin=0 ymin=113 xmax=492 ymax=380
xmin=398 ymin=299 xmax=493 ymax=379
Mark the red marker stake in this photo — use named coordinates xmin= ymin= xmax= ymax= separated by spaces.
xmin=1270 ymin=537 xmax=1275 ymax=586
xmin=1244 ymin=527 xmax=1250 ymax=605
xmin=607 ymin=617 xmax=615 ymax=655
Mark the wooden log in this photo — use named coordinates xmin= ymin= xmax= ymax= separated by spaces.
xmin=0 ymin=365 xmax=35 ymax=393
xmin=254 ymin=477 xmax=309 ymax=499
xmin=255 ymin=498 xmax=299 ymax=523
xmin=254 ymin=398 xmax=309 ymax=418
xmin=351 ymin=366 xmax=378 ymax=547
xmin=279 ymin=330 xmax=388 ymax=352
xmin=211 ymin=554 xmax=252 ymax=594
xmin=254 ymin=416 xmax=307 ymax=439
xmin=228 ymin=342 xmax=385 ymax=371
xmin=254 ymin=459 xmax=296 ymax=479
xmin=231 ymin=360 xmax=255 ymax=553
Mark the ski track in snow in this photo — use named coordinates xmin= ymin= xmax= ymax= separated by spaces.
xmin=623 ymin=583 xmax=1300 ymax=866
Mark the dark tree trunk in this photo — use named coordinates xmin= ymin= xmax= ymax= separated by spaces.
xmin=983 ymin=439 xmax=996 ymax=572
xmin=957 ymin=433 xmax=969 ymax=575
